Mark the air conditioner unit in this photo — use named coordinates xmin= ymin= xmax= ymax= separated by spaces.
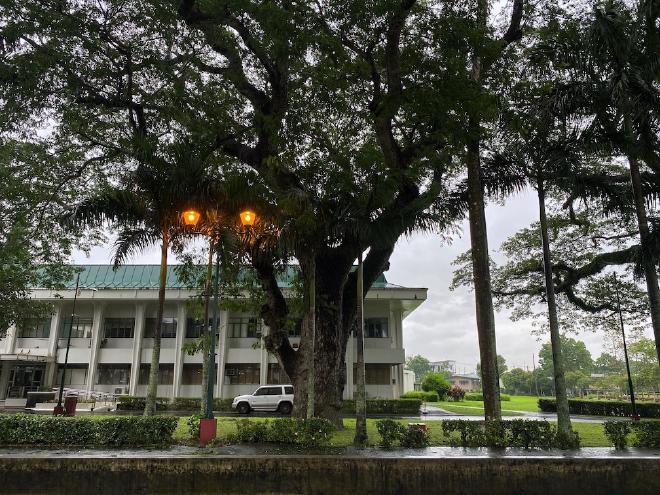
xmin=114 ymin=387 xmax=128 ymax=395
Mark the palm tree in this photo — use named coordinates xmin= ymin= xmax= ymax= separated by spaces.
xmin=67 ymin=160 xmax=220 ymax=415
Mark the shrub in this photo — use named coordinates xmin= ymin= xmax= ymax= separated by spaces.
xmin=233 ymin=418 xmax=334 ymax=447
xmin=632 ymin=421 xmax=660 ymax=448
xmin=116 ymin=396 xmax=169 ymax=411
xmin=604 ymin=421 xmax=631 ymax=449
xmin=0 ymin=414 xmax=177 ymax=447
xmin=446 ymin=386 xmax=466 ymax=402
xmin=400 ymin=424 xmax=431 ymax=448
xmin=464 ymin=392 xmax=511 ymax=402
xmin=421 ymin=373 xmax=451 ymax=400
xmin=187 ymin=414 xmax=202 ymax=439
xmin=538 ymin=398 xmax=660 ymax=418
xmin=400 ymin=391 xmax=439 ymax=402
xmin=341 ymin=399 xmax=421 ymax=415
xmin=441 ymin=419 xmax=576 ymax=449
xmin=376 ymin=419 xmax=406 ymax=448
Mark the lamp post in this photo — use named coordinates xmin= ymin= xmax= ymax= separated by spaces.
xmin=54 ymin=273 xmax=81 ymax=416
xmin=614 ymin=274 xmax=639 ymax=420
xmin=181 ymin=208 xmax=257 ymax=443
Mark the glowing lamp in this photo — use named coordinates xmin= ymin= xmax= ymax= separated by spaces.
xmin=182 ymin=210 xmax=201 ymax=226
xmin=240 ymin=210 xmax=256 ymax=226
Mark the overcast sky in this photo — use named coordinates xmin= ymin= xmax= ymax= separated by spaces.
xmin=72 ymin=186 xmax=620 ymax=374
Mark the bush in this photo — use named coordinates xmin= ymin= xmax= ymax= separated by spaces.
xmin=446 ymin=386 xmax=466 ymax=402
xmin=341 ymin=399 xmax=421 ymax=415
xmin=233 ymin=418 xmax=334 ymax=447
xmin=0 ymin=414 xmax=177 ymax=447
xmin=375 ymin=419 xmax=406 ymax=448
xmin=539 ymin=398 xmax=660 ymax=418
xmin=116 ymin=396 xmax=169 ymax=411
xmin=631 ymin=421 xmax=660 ymax=448
xmin=187 ymin=414 xmax=202 ymax=439
xmin=441 ymin=419 xmax=578 ymax=449
xmin=464 ymin=392 xmax=511 ymax=402
xmin=120 ymin=396 xmax=234 ymax=412
xmin=400 ymin=391 xmax=439 ymax=402
xmin=421 ymin=373 xmax=451 ymax=400
xmin=400 ymin=424 xmax=430 ymax=448
xmin=604 ymin=421 xmax=631 ymax=449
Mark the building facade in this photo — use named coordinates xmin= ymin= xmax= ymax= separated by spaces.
xmin=0 ymin=265 xmax=426 ymax=405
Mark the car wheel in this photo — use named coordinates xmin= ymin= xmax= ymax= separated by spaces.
xmin=237 ymin=402 xmax=251 ymax=414
xmin=278 ymin=402 xmax=292 ymax=415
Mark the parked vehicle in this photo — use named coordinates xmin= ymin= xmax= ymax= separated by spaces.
xmin=232 ymin=385 xmax=294 ymax=414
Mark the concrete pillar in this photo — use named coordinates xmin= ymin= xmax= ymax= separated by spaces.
xmin=129 ymin=303 xmax=146 ymax=395
xmin=172 ymin=303 xmax=187 ymax=398
xmin=0 ymin=363 xmax=12 ymax=400
xmin=85 ymin=303 xmax=105 ymax=396
xmin=259 ymin=325 xmax=268 ymax=385
xmin=389 ymin=307 xmax=397 ymax=349
xmin=4 ymin=324 xmax=17 ymax=354
xmin=345 ymin=330 xmax=354 ymax=399
xmin=216 ymin=310 xmax=229 ymax=398
xmin=47 ymin=305 xmax=62 ymax=359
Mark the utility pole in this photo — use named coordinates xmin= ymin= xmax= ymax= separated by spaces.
xmin=614 ymin=274 xmax=639 ymax=420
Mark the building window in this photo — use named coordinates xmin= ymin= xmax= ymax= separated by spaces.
xmin=56 ymin=365 xmax=88 ymax=386
xmin=144 ymin=318 xmax=177 ymax=339
xmin=267 ymin=363 xmax=290 ymax=385
xmin=224 ymin=364 xmax=260 ymax=385
xmin=181 ymin=364 xmax=204 ymax=385
xmin=353 ymin=364 xmax=392 ymax=385
xmin=97 ymin=364 xmax=130 ymax=385
xmin=60 ymin=318 xmax=94 ymax=339
xmin=185 ymin=318 xmax=206 ymax=338
xmin=104 ymin=318 xmax=135 ymax=339
xmin=138 ymin=364 xmax=174 ymax=385
xmin=17 ymin=317 xmax=51 ymax=338
xmin=365 ymin=318 xmax=388 ymax=338
xmin=227 ymin=317 xmax=261 ymax=338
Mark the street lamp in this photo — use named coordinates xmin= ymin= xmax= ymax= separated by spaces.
xmin=182 ymin=209 xmax=201 ymax=226
xmin=54 ymin=273 xmax=97 ymax=416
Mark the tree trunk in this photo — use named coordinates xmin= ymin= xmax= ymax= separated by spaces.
xmin=466 ymin=0 xmax=501 ymax=422
xmin=628 ymin=156 xmax=660 ymax=367
xmin=537 ymin=177 xmax=573 ymax=439
xmin=200 ymin=239 xmax=213 ymax=415
xmin=306 ymin=254 xmax=316 ymax=419
xmin=354 ymin=251 xmax=368 ymax=445
xmin=144 ymin=231 xmax=168 ymax=416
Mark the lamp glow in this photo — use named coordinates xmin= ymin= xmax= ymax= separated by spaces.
xmin=182 ymin=210 xmax=201 ymax=226
xmin=240 ymin=210 xmax=256 ymax=226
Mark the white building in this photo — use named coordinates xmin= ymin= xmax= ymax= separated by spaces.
xmin=0 ymin=265 xmax=427 ymax=405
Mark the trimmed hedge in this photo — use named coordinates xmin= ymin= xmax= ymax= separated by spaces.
xmin=400 ymin=391 xmax=439 ymax=402
xmin=232 ymin=418 xmax=334 ymax=447
xmin=604 ymin=420 xmax=660 ymax=448
xmin=539 ymin=398 xmax=660 ymax=418
xmin=464 ymin=392 xmax=511 ymax=402
xmin=0 ymin=414 xmax=178 ymax=447
xmin=117 ymin=396 xmax=233 ymax=412
xmin=441 ymin=419 xmax=579 ymax=449
xmin=341 ymin=399 xmax=421 ymax=415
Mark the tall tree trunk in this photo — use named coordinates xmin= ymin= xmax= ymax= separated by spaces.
xmin=354 ymin=251 xmax=368 ymax=445
xmin=467 ymin=0 xmax=501 ymax=422
xmin=144 ymin=230 xmax=168 ymax=416
xmin=628 ymin=156 xmax=660 ymax=367
xmin=537 ymin=177 xmax=573 ymax=440
xmin=200 ymin=239 xmax=213 ymax=415
xmin=306 ymin=254 xmax=316 ymax=419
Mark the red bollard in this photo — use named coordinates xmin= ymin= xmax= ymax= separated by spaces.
xmin=200 ymin=418 xmax=217 ymax=445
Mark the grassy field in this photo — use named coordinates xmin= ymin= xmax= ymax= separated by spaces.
xmin=173 ymin=416 xmax=612 ymax=447
xmin=433 ymin=395 xmax=542 ymax=414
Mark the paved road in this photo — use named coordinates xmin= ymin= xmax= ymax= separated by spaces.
xmin=414 ymin=404 xmax=608 ymax=423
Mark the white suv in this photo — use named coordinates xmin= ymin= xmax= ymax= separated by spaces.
xmin=232 ymin=385 xmax=294 ymax=415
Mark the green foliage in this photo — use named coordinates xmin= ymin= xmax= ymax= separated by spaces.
xmin=539 ymin=398 xmax=660 ymax=418
xmin=233 ymin=418 xmax=334 ymax=447
xmin=399 ymin=425 xmax=431 ymax=449
xmin=421 ymin=373 xmax=451 ymax=400
xmin=118 ymin=396 xmax=233 ymax=412
xmin=405 ymin=355 xmax=432 ymax=381
xmin=375 ymin=419 xmax=406 ymax=448
xmin=0 ymin=414 xmax=177 ymax=447
xmin=116 ymin=396 xmax=169 ymax=411
xmin=464 ymin=393 xmax=511 ymax=402
xmin=441 ymin=419 xmax=578 ymax=449
xmin=631 ymin=421 xmax=660 ymax=448
xmin=604 ymin=421 xmax=631 ymax=449
xmin=400 ymin=391 xmax=439 ymax=402
xmin=341 ymin=399 xmax=421 ymax=415
xmin=502 ymin=369 xmax=537 ymax=396
xmin=186 ymin=414 xmax=202 ymax=439
xmin=446 ymin=386 xmax=466 ymax=402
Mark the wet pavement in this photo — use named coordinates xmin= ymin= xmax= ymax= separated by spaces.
xmin=0 ymin=445 xmax=658 ymax=458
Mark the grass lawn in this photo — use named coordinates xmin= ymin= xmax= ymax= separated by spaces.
xmin=173 ymin=416 xmax=612 ymax=447
xmin=432 ymin=395 xmax=542 ymax=414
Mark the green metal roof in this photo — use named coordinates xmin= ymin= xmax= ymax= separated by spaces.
xmin=58 ymin=265 xmax=390 ymax=290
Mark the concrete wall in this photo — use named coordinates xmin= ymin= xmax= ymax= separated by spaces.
xmin=0 ymin=456 xmax=658 ymax=495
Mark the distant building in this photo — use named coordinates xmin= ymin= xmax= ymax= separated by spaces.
xmin=450 ymin=372 xmax=481 ymax=392
xmin=403 ymin=369 xmax=416 ymax=394
xmin=429 ymin=360 xmax=456 ymax=374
